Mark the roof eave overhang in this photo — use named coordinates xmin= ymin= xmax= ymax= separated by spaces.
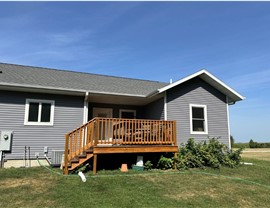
xmin=0 ymin=82 xmax=156 ymax=99
xmin=157 ymin=69 xmax=245 ymax=103
xmin=0 ymin=82 xmax=86 ymax=96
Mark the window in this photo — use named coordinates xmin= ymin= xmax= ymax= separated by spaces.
xmin=190 ymin=104 xmax=208 ymax=134
xmin=119 ymin=109 xmax=136 ymax=119
xmin=24 ymin=99 xmax=55 ymax=125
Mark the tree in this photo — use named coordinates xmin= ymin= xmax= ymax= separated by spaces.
xmin=249 ymin=139 xmax=255 ymax=148
xmin=230 ymin=135 xmax=235 ymax=148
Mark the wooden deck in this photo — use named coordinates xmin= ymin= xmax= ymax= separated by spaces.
xmin=64 ymin=118 xmax=177 ymax=174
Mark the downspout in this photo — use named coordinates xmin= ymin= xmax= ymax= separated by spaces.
xmin=83 ymin=92 xmax=89 ymax=147
xmin=226 ymin=96 xmax=231 ymax=149
xmin=83 ymin=92 xmax=89 ymax=124
xmin=164 ymin=91 xmax=167 ymax=121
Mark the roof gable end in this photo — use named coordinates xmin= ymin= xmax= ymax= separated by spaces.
xmin=158 ymin=69 xmax=245 ymax=103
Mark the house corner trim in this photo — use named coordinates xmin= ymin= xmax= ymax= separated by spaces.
xmin=226 ymin=96 xmax=231 ymax=149
xmin=164 ymin=91 xmax=167 ymax=120
xmin=83 ymin=92 xmax=89 ymax=124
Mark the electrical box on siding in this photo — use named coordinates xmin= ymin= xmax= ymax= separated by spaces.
xmin=0 ymin=131 xmax=13 ymax=151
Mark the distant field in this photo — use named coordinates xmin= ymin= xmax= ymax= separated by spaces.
xmin=241 ymin=148 xmax=270 ymax=161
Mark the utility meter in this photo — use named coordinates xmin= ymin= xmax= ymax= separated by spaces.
xmin=0 ymin=131 xmax=13 ymax=151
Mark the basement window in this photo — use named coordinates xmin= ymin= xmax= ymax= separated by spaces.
xmin=24 ymin=99 xmax=55 ymax=126
xmin=190 ymin=104 xmax=208 ymax=134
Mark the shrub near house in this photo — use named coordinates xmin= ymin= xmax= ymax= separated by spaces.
xmin=174 ymin=138 xmax=242 ymax=169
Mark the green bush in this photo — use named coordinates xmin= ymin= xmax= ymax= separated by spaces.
xmin=144 ymin=160 xmax=153 ymax=170
xmin=157 ymin=155 xmax=173 ymax=170
xmin=176 ymin=138 xmax=243 ymax=170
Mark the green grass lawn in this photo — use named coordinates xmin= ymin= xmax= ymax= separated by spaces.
xmin=0 ymin=155 xmax=270 ymax=208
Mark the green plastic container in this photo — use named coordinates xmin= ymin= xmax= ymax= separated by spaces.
xmin=132 ymin=165 xmax=144 ymax=171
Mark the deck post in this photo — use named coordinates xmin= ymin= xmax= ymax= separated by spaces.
xmin=93 ymin=154 xmax=97 ymax=175
xmin=173 ymin=121 xmax=177 ymax=146
xmin=174 ymin=152 xmax=178 ymax=170
xmin=64 ymin=134 xmax=69 ymax=175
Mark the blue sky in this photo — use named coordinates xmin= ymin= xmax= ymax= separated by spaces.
xmin=0 ymin=2 xmax=269 ymax=142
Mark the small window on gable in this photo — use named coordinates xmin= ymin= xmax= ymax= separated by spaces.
xmin=190 ymin=104 xmax=208 ymax=134
xmin=24 ymin=99 xmax=55 ymax=126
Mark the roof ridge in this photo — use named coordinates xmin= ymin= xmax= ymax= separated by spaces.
xmin=0 ymin=62 xmax=167 ymax=84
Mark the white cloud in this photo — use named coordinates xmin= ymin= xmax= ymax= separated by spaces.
xmin=45 ymin=29 xmax=94 ymax=46
xmin=226 ymin=69 xmax=270 ymax=91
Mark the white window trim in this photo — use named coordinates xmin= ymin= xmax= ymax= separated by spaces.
xmin=119 ymin=109 xmax=136 ymax=119
xmin=189 ymin=104 xmax=208 ymax=135
xmin=24 ymin=99 xmax=55 ymax=126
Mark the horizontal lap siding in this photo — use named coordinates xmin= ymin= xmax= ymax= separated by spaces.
xmin=143 ymin=98 xmax=164 ymax=120
xmin=0 ymin=90 xmax=84 ymax=159
xmin=167 ymin=77 xmax=229 ymax=146
xmin=88 ymin=103 xmax=144 ymax=119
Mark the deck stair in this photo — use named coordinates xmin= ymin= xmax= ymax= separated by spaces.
xmin=68 ymin=148 xmax=94 ymax=171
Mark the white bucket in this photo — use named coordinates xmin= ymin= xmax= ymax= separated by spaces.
xmin=136 ymin=156 xmax=144 ymax=167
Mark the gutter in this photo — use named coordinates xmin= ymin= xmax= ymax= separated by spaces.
xmin=0 ymin=82 xmax=147 ymax=98
xmin=146 ymin=89 xmax=160 ymax=98
xmin=228 ymin=101 xmax=236 ymax=105
xmin=0 ymin=82 xmax=86 ymax=94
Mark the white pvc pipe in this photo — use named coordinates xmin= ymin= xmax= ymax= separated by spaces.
xmin=78 ymin=171 xmax=87 ymax=182
xmin=240 ymin=162 xmax=253 ymax=165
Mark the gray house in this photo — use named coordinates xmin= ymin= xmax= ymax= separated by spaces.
xmin=0 ymin=63 xmax=244 ymax=171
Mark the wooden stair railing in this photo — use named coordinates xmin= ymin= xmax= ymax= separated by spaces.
xmin=64 ymin=118 xmax=96 ymax=175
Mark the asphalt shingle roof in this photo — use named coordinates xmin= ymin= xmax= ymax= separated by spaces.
xmin=0 ymin=63 xmax=168 ymax=96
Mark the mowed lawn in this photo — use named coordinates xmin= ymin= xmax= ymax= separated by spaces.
xmin=0 ymin=150 xmax=269 ymax=208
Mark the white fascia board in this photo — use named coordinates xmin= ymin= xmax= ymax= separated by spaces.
xmin=0 ymin=82 xmax=86 ymax=95
xmin=158 ymin=70 xmax=205 ymax=93
xmin=201 ymin=70 xmax=245 ymax=101
xmin=88 ymin=91 xmax=145 ymax=98
xmin=158 ymin=69 xmax=245 ymax=102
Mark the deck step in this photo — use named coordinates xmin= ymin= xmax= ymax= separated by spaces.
xmin=68 ymin=153 xmax=94 ymax=171
xmin=70 ymin=158 xmax=79 ymax=163
xmin=86 ymin=148 xmax=93 ymax=153
xmin=78 ymin=153 xmax=87 ymax=158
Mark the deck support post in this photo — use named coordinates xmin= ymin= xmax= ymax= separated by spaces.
xmin=64 ymin=134 xmax=69 ymax=175
xmin=174 ymin=152 xmax=178 ymax=170
xmin=93 ymin=154 xmax=97 ymax=175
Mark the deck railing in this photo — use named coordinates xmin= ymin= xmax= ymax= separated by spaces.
xmin=64 ymin=118 xmax=177 ymax=165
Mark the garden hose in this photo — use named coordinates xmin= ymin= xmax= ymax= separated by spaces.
xmin=36 ymin=158 xmax=270 ymax=189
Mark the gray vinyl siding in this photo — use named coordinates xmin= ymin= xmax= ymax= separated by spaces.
xmin=88 ymin=99 xmax=164 ymax=120
xmin=88 ymin=103 xmax=144 ymax=119
xmin=167 ymin=77 xmax=229 ymax=146
xmin=143 ymin=98 xmax=164 ymax=120
xmin=0 ymin=90 xmax=84 ymax=159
